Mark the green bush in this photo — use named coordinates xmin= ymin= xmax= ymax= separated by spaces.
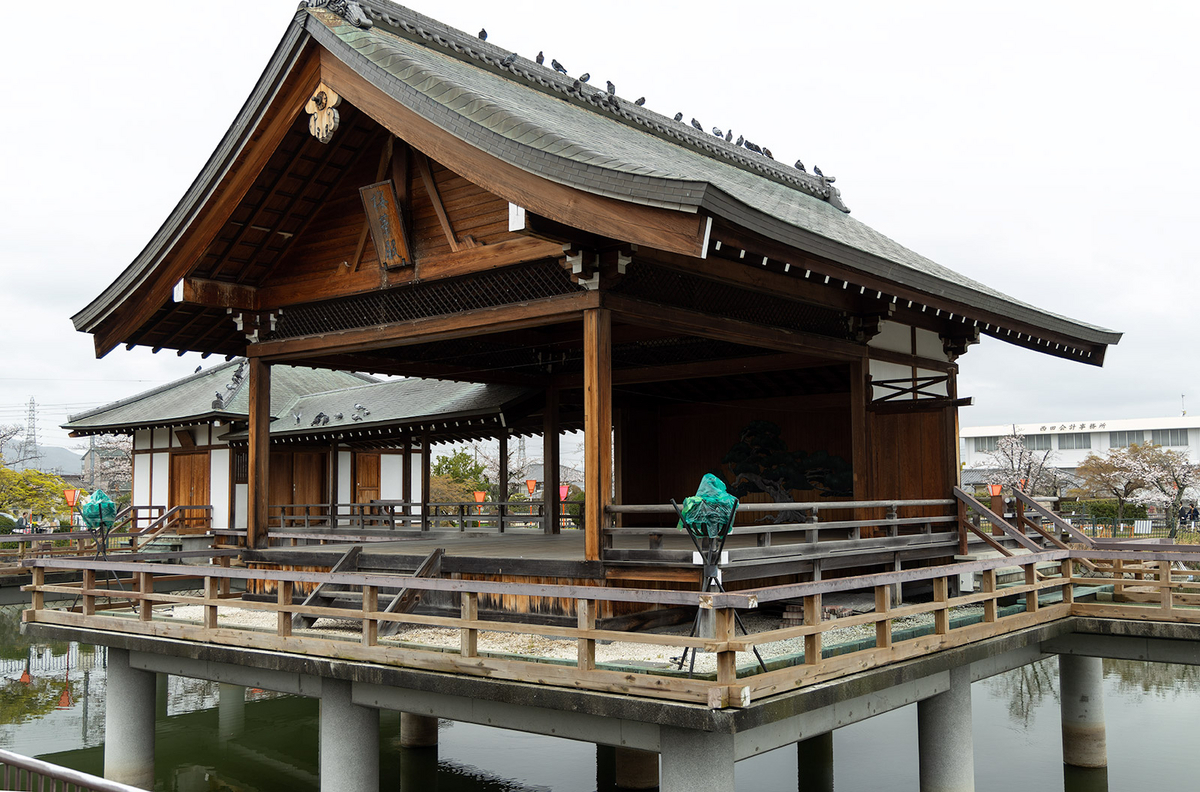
xmin=0 ymin=516 xmax=12 ymax=530
xmin=1059 ymin=499 xmax=1147 ymax=521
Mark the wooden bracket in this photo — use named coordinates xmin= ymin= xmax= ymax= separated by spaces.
xmin=941 ymin=327 xmax=981 ymax=360
xmin=305 ymin=82 xmax=342 ymax=144
xmin=227 ymin=308 xmax=282 ymax=343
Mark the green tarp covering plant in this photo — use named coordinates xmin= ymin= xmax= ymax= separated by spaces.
xmin=675 ymin=473 xmax=739 ymax=538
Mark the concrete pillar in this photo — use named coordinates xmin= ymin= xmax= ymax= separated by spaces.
xmin=660 ymin=726 xmax=735 ymax=792
xmin=398 ymin=743 xmax=438 ymax=792
xmin=399 ymin=712 xmax=439 ymax=748
xmin=104 ymin=647 xmax=156 ymax=789
xmin=917 ymin=665 xmax=974 ymax=792
xmin=615 ymin=747 xmax=659 ymax=790
xmin=1064 ymin=765 xmax=1109 ymax=792
xmin=218 ymin=683 xmax=246 ymax=742
xmin=1060 ymin=655 xmax=1107 ymax=768
xmin=155 ymin=672 xmax=169 ymax=719
xmin=797 ymin=731 xmax=834 ymax=792
xmin=320 ymin=679 xmax=378 ymax=792
xmin=596 ymin=744 xmax=617 ymax=790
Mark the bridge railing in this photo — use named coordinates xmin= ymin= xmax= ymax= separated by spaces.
xmin=23 ymin=544 xmax=1200 ymax=709
xmin=0 ymin=747 xmax=146 ymax=792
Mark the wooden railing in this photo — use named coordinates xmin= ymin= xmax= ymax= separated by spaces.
xmin=263 ymin=501 xmax=550 ymax=533
xmin=23 ymin=545 xmax=1200 ymax=709
xmin=0 ymin=748 xmax=146 ymax=792
xmin=0 ymin=505 xmax=209 ymax=565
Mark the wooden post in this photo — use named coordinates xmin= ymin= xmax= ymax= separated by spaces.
xmin=31 ymin=567 xmax=44 ymax=612
xmin=1159 ymin=560 xmax=1173 ymax=612
xmin=804 ymin=594 xmax=822 ymax=666
xmin=203 ymin=576 xmax=218 ymax=629
xmin=1061 ymin=560 xmax=1075 ymax=606
xmin=714 ymin=607 xmax=736 ymax=687
xmin=219 ymin=555 xmax=231 ymax=597
xmin=543 ymin=388 xmax=560 ymax=535
xmin=420 ymin=432 xmax=432 ymax=531
xmin=933 ymin=576 xmax=949 ymax=634
xmin=577 ymin=598 xmax=596 ymax=671
xmin=402 ymin=435 xmax=412 ymax=525
xmin=956 ymin=498 xmax=969 ymax=555
xmin=247 ymin=359 xmax=271 ymax=550
xmin=277 ymin=580 xmax=293 ymax=637
xmin=139 ymin=572 xmax=154 ymax=622
xmin=363 ymin=585 xmax=378 ymax=646
xmin=874 ymin=584 xmax=891 ymax=648
xmin=1025 ymin=562 xmax=1039 ymax=613
xmin=83 ymin=569 xmax=96 ymax=616
xmin=583 ymin=309 xmax=612 ymax=561
xmin=848 ymin=357 xmax=869 ymax=527
xmin=981 ymin=568 xmax=998 ymax=622
xmin=328 ymin=439 xmax=340 ymax=525
xmin=498 ymin=431 xmax=509 ymax=533
xmin=460 ymin=592 xmax=478 ymax=658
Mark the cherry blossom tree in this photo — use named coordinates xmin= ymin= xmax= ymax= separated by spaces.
xmin=984 ymin=427 xmax=1061 ymax=496
xmin=1073 ymin=446 xmax=1145 ymax=525
xmin=1127 ymin=444 xmax=1197 ymax=538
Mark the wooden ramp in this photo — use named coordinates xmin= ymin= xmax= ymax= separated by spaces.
xmin=292 ymin=546 xmax=444 ymax=630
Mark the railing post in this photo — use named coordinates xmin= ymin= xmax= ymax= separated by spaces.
xmin=30 ymin=566 xmax=44 ymax=612
xmin=981 ymin=568 xmax=998 ymax=622
xmin=874 ymin=584 xmax=892 ymax=648
xmin=714 ymin=606 xmax=737 ymax=690
xmin=363 ymin=585 xmax=378 ymax=646
xmin=804 ymin=593 xmax=822 ymax=666
xmin=933 ymin=576 xmax=949 ymax=634
xmin=219 ymin=555 xmax=231 ymax=597
xmin=277 ymin=580 xmax=293 ymax=637
xmin=577 ymin=598 xmax=596 ymax=671
xmin=461 ymin=592 xmax=478 ymax=658
xmin=82 ymin=569 xmax=96 ymax=616
xmin=1025 ymin=561 xmax=1039 ymax=613
xmin=956 ymin=498 xmax=969 ymax=556
xmin=1159 ymin=560 xmax=1173 ymax=613
xmin=458 ymin=504 xmax=465 ymax=532
xmin=204 ymin=575 xmax=218 ymax=629
xmin=1061 ymin=560 xmax=1075 ymax=606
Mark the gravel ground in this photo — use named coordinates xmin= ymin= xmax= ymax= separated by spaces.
xmin=165 ymin=601 xmax=983 ymax=675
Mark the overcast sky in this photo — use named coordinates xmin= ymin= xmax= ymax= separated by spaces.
xmin=2 ymin=0 xmax=1197 ymax=454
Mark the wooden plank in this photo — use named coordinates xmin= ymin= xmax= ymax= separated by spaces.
xmin=377 ymin=548 xmax=444 ymax=637
xmin=181 ymin=278 xmax=259 ymax=311
xmin=413 ymin=236 xmax=562 ymax=282
xmin=416 ymin=153 xmax=462 ymax=251
xmin=248 ymin=291 xmax=600 ymax=360
xmin=583 ymin=308 xmax=612 ymax=562
xmin=247 ymin=359 xmax=271 ymax=550
xmin=577 ymin=598 xmax=597 ymax=671
xmin=293 ymin=546 xmax=362 ymax=629
xmin=318 ymin=53 xmax=710 ymax=258
xmin=359 ymin=180 xmax=410 ymax=269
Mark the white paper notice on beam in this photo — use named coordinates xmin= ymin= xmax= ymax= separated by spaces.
xmin=171 ymin=279 xmax=184 ymax=303
xmin=508 ymin=203 xmax=527 ymax=233
xmin=692 ymin=551 xmax=730 ymax=567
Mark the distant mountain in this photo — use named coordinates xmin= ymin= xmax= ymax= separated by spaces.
xmin=0 ymin=442 xmax=81 ymax=475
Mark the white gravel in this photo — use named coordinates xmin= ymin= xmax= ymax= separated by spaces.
xmin=164 ymin=601 xmax=983 ymax=675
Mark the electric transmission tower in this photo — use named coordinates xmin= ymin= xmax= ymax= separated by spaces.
xmin=17 ymin=397 xmax=40 ymax=467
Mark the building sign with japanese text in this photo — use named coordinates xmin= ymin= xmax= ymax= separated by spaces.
xmin=359 ymin=181 xmax=410 ymax=269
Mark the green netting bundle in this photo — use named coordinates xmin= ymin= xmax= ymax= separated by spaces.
xmin=676 ymin=474 xmax=739 ymax=538
xmin=80 ymin=490 xmax=117 ymax=530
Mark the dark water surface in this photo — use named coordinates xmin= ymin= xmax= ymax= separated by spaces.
xmin=2 ymin=609 xmax=1197 ymax=791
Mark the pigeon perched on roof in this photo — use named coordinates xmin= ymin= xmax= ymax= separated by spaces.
xmin=579 ymin=73 xmax=590 ymax=83
xmin=321 ymin=414 xmax=330 ymax=426
xmin=334 ymin=413 xmax=343 ymax=420
xmin=214 ymin=392 xmax=223 ymax=403
xmin=712 ymin=127 xmax=723 ymax=138
xmin=536 ymin=51 xmax=544 ymax=65
xmin=478 ymin=28 xmax=487 ymax=40
xmin=674 ymin=112 xmax=683 ymax=122
xmin=762 ymin=147 xmax=773 ymax=159
xmin=794 ymin=160 xmax=806 ymax=172
xmin=725 ymin=130 xmax=732 ymax=142
xmin=194 ymin=365 xmax=201 ymax=373
xmin=572 ymin=80 xmax=581 ymax=92
xmin=690 ymin=118 xmax=704 ymax=131
xmin=735 ymin=135 xmax=744 ymax=146
xmin=813 ymin=166 xmax=824 ymax=178
xmin=551 ymin=59 xmax=567 ymax=73
xmin=606 ymin=80 xmax=616 ymax=95
xmin=635 ymin=97 xmax=645 ymax=106
xmin=311 ymin=412 xmax=327 ymax=427
xmin=293 ymin=412 xmax=302 ymax=425
xmin=500 ymin=52 xmax=517 ymax=66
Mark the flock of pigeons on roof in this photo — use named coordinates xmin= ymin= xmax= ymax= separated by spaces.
xmin=476 ymin=28 xmax=831 ymax=183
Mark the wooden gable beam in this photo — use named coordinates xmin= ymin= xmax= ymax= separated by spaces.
xmin=318 ymin=51 xmax=710 ymax=258
xmin=181 ymin=278 xmax=258 ymax=311
xmin=416 ymin=152 xmax=477 ymax=252
xmin=93 ymin=45 xmax=323 ymax=357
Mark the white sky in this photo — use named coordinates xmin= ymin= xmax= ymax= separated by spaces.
xmin=2 ymin=0 xmax=1197 ymax=453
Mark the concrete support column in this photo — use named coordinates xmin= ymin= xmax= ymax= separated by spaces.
xmin=218 ymin=683 xmax=246 ymax=742
xmin=797 ymin=731 xmax=834 ymax=792
xmin=1060 ymin=655 xmax=1107 ymax=768
xmin=155 ymin=672 xmax=169 ymax=719
xmin=660 ymin=726 xmax=735 ymax=792
xmin=320 ymin=679 xmax=378 ymax=792
xmin=614 ymin=747 xmax=659 ymax=790
xmin=399 ymin=712 xmax=439 ymax=748
xmin=104 ymin=647 xmax=156 ymax=789
xmin=917 ymin=665 xmax=974 ymax=792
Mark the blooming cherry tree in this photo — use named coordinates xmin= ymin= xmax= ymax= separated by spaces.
xmin=984 ymin=428 xmax=1061 ymax=496
xmin=1127 ymin=444 xmax=1197 ymax=538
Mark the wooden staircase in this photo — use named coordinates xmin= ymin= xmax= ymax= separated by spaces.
xmin=292 ymin=547 xmax=444 ymax=631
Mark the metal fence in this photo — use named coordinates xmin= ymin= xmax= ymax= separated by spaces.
xmin=0 ymin=748 xmax=146 ymax=792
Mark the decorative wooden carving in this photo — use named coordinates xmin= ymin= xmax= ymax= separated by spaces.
xmin=304 ymin=1 xmax=373 ymax=29
xmin=359 ymin=181 xmax=411 ymax=269
xmin=305 ymin=82 xmax=342 ymax=144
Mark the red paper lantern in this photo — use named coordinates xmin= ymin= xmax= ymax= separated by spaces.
xmin=62 ymin=489 xmax=80 ymax=508
xmin=525 ymin=479 xmax=537 ymax=496
xmin=988 ymin=484 xmax=1003 ymax=497
xmin=559 ymin=484 xmax=570 ymax=500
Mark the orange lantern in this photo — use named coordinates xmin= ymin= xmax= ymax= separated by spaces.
xmin=525 ymin=479 xmax=537 ymax=496
xmin=62 ymin=489 xmax=80 ymax=508
xmin=1018 ymin=478 xmax=1028 ymax=491
xmin=988 ymin=484 xmax=1003 ymax=497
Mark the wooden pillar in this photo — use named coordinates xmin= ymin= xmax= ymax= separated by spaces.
xmin=402 ymin=435 xmax=412 ymax=523
xmin=946 ymin=366 xmax=962 ymax=491
xmin=420 ymin=433 xmax=431 ymax=531
xmin=247 ymin=358 xmax=271 ymax=550
xmin=328 ymin=440 xmax=339 ymax=523
xmin=498 ymin=431 xmax=509 ymax=532
xmin=583 ymin=308 xmax=612 ymax=561
xmin=849 ymin=357 xmax=870 ymax=528
xmin=543 ymin=388 xmax=560 ymax=535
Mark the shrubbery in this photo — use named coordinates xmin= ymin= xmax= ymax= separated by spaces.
xmin=1059 ymin=498 xmax=1148 ymax=521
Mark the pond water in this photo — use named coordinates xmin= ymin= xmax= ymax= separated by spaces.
xmin=2 ymin=607 xmax=1197 ymax=791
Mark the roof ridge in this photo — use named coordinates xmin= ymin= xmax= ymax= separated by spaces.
xmin=312 ymin=0 xmax=848 ymax=212
xmin=65 ymin=358 xmax=243 ymax=424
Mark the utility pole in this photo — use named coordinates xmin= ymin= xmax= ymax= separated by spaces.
xmin=17 ymin=397 xmax=40 ymax=468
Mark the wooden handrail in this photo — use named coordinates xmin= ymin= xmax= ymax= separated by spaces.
xmin=1012 ymin=489 xmax=1096 ymax=547
xmin=953 ymin=487 xmax=1042 ymax=552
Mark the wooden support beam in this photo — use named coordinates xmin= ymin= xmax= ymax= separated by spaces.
xmin=498 ymin=431 xmax=509 ymax=531
xmin=543 ymin=388 xmax=560 ymax=535
xmin=849 ymin=359 xmax=869 ymax=504
xmin=352 ymin=136 xmax=395 ymax=272
xmin=583 ymin=309 xmax=612 ymax=562
xmin=180 ymin=278 xmax=258 ymax=311
xmin=328 ymin=439 xmax=340 ymax=513
xmin=247 ymin=358 xmax=271 ymax=550
xmin=402 ymin=435 xmax=412 ymax=517
xmin=416 ymin=153 xmax=469 ymax=252
xmin=248 ymin=290 xmax=599 ymax=361
xmin=420 ymin=432 xmax=432 ymax=531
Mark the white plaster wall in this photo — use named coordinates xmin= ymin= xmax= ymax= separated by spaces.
xmin=380 ymin=454 xmax=404 ymax=500
xmin=209 ymin=448 xmax=230 ymax=530
xmin=409 ymin=452 xmax=422 ymax=502
xmin=233 ymin=484 xmax=248 ymax=530
xmin=132 ymin=454 xmax=151 ymax=506
xmin=914 ymin=328 xmax=947 ymax=360
xmin=916 ymin=367 xmax=948 ymax=397
xmin=152 ymin=428 xmax=169 ymax=449
xmin=133 ymin=429 xmax=152 ymax=451
xmin=150 ymin=452 xmax=170 ymax=508
xmin=867 ymin=321 xmax=910 ymax=353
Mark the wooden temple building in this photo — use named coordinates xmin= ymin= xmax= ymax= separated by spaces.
xmin=70 ymin=0 xmax=1120 ymax=621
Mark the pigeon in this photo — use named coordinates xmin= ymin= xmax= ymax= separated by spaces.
xmin=551 ymin=59 xmax=567 ymax=73
xmin=352 ymin=414 xmax=362 ymax=421
xmin=690 ymin=118 xmax=704 ymax=131
xmin=579 ymin=72 xmax=590 ymax=83
xmin=478 ymin=28 xmax=487 ymax=41
xmin=814 ymin=165 xmax=824 ymax=178
xmin=293 ymin=412 xmax=302 ymax=425
xmin=606 ymin=80 xmax=616 ymax=95
xmin=334 ymin=413 xmax=344 ymax=420
xmin=355 ymin=403 xmax=366 ymax=410
xmin=725 ymin=130 xmax=733 ymax=142
xmin=214 ymin=391 xmax=223 ymax=402
xmin=194 ymin=365 xmax=201 ymax=373
xmin=572 ymin=79 xmax=581 ymax=91
xmin=794 ymin=160 xmax=806 ymax=172
xmin=500 ymin=52 xmax=517 ymax=66
xmin=674 ymin=112 xmax=683 ymax=122
xmin=634 ymin=97 xmax=645 ymax=106
xmin=536 ymin=51 xmax=544 ymax=65
xmin=763 ymin=147 xmax=774 ymax=159
xmin=320 ymin=414 xmax=330 ymax=426
xmin=735 ymin=135 xmax=744 ymax=146
xmin=310 ymin=412 xmax=327 ymax=427
xmin=226 ymin=383 xmax=236 ymax=390
xmin=712 ymin=127 xmax=724 ymax=138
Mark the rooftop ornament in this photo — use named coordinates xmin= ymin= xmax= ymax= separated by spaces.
xmin=304 ymin=0 xmax=372 ymax=29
